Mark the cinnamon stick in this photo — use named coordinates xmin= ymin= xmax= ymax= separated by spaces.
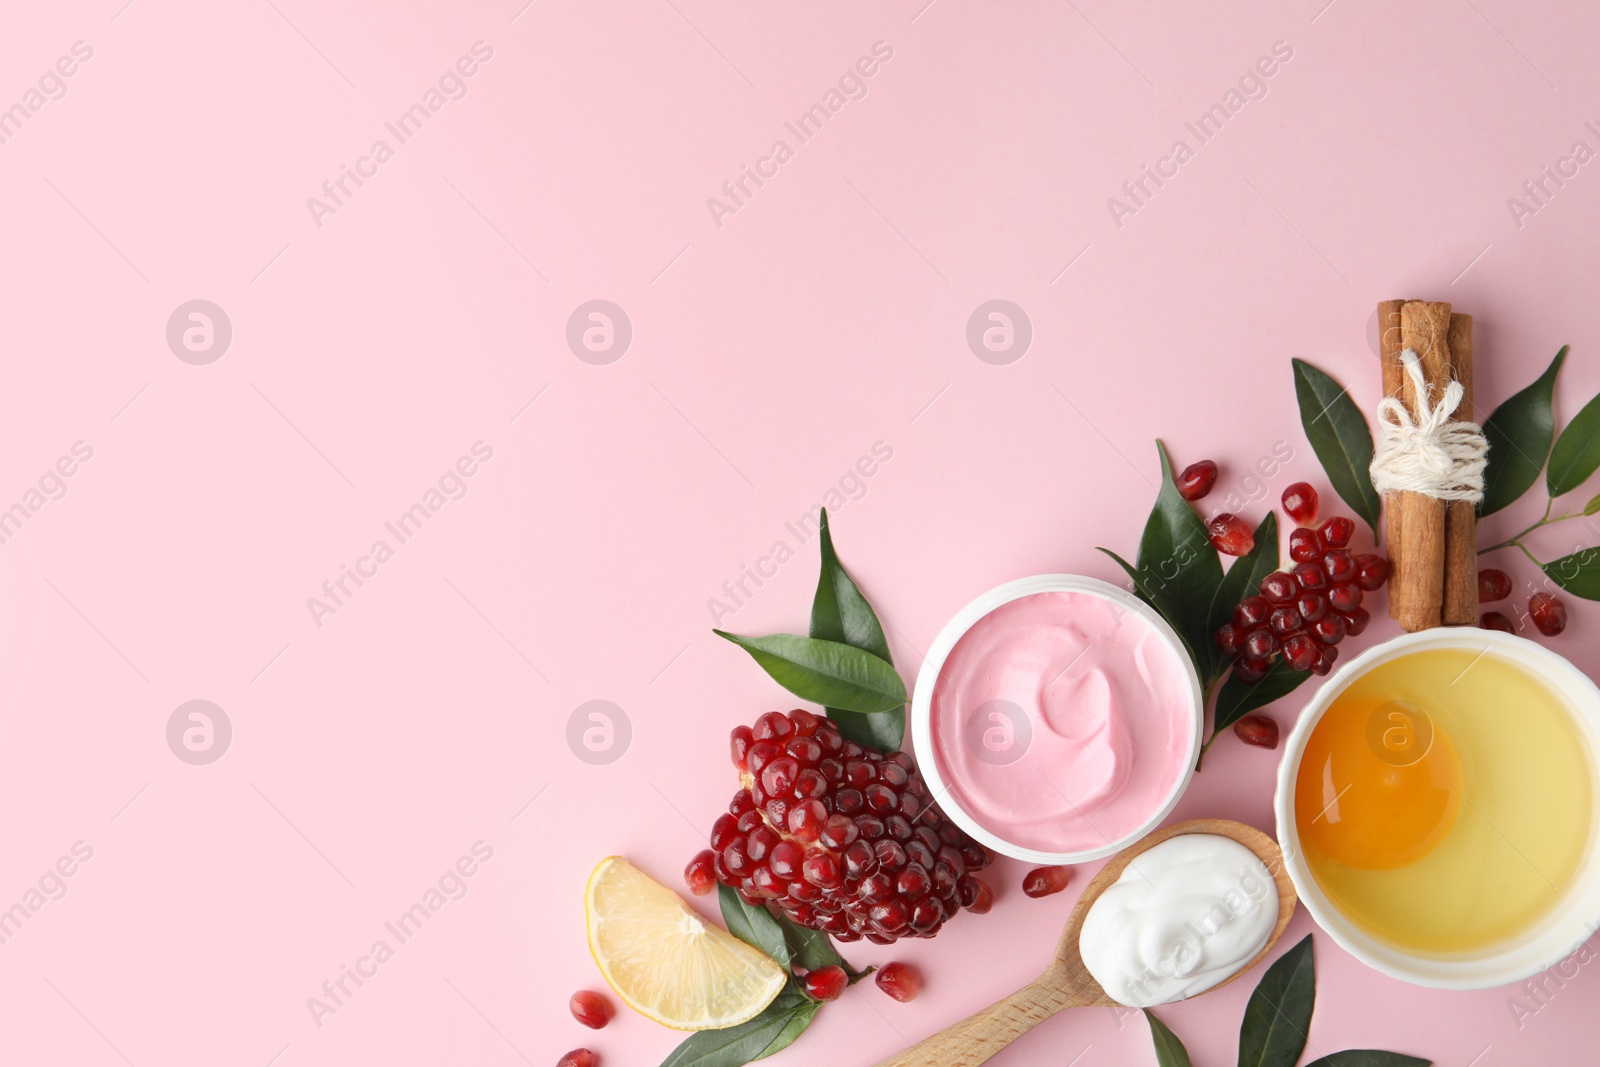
xmin=1378 ymin=299 xmax=1408 ymax=617
xmin=1442 ymin=313 xmax=1477 ymax=625
xmin=1393 ymin=300 xmax=1452 ymax=632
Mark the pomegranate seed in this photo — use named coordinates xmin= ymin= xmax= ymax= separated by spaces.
xmin=685 ymin=850 xmax=717 ymax=895
xmin=754 ymin=711 xmax=794 ymax=741
xmin=769 ymin=840 xmax=804 ymax=879
xmin=747 ymin=826 xmax=779 ymax=861
xmin=1233 ymin=656 xmax=1270 ymax=683
xmin=896 ymin=864 xmax=932 ymax=898
xmin=819 ymin=813 xmax=858 ymax=850
xmin=730 ymin=789 xmax=756 ymax=816
xmin=1328 ymin=583 xmax=1362 ymax=614
xmin=786 ymin=736 xmax=823 ymax=765
xmin=874 ymin=839 xmax=907 ymax=869
xmin=1283 ymin=633 xmax=1318 ymax=672
xmin=1243 ymin=629 xmax=1277 ymax=660
xmin=876 ymin=962 xmax=922 ymax=1002
xmin=1260 ymin=571 xmax=1298 ymax=605
xmin=1206 ymin=513 xmax=1255 ymax=556
xmin=557 ymin=1050 xmax=598 ymax=1067
xmin=1177 ymin=460 xmax=1218 ymax=501
xmin=790 ymin=708 xmax=822 ymax=735
xmin=1311 ymin=644 xmax=1338 ymax=676
xmin=764 ymin=798 xmax=790 ymax=827
xmin=864 ymin=784 xmax=898 ymax=815
xmin=761 ymin=757 xmax=800 ymax=798
xmin=751 ymin=864 xmax=783 ymax=897
xmin=859 ymin=872 xmax=893 ymax=902
xmin=1022 ymin=866 xmax=1072 ymax=898
xmin=1481 ymin=611 xmax=1515 ymax=632
xmin=803 ymin=965 xmax=849 ymax=1002
xmin=841 ymin=840 xmax=877 ymax=879
xmin=910 ymin=897 xmax=944 ymax=932
xmin=1529 ymin=593 xmax=1568 ymax=636
xmin=1353 ymin=554 xmax=1390 ymax=591
xmin=787 ymin=800 xmax=827 ymax=842
xmin=730 ymin=725 xmax=755 ymax=770
xmin=845 ymin=760 xmax=876 ymax=788
xmin=802 ymin=851 xmax=842 ymax=889
xmin=1319 ymin=516 xmax=1354 ymax=549
xmin=870 ymin=899 xmax=910 ymax=932
xmin=1295 ymin=591 xmax=1328 ymax=624
xmin=746 ymin=740 xmax=779 ymax=776
xmin=1342 ymin=607 xmax=1371 ymax=636
xmin=1311 ymin=613 xmax=1346 ymax=645
xmin=709 ymin=813 xmax=738 ymax=851
xmin=794 ymin=769 xmax=828 ymax=798
xmin=966 ymin=878 xmax=994 ymax=913
xmin=1233 ymin=714 xmax=1280 ymax=749
xmin=1234 ymin=596 xmax=1272 ymax=630
xmin=1323 ymin=549 xmax=1357 ymax=583
xmin=1268 ymin=607 xmax=1301 ymax=637
xmin=1292 ymin=562 xmax=1326 ymax=591
xmin=723 ymin=838 xmax=752 ymax=877
xmin=1288 ymin=527 xmax=1323 ymax=563
xmin=1215 ymin=623 xmax=1242 ymax=656
xmin=1478 ymin=569 xmax=1513 ymax=602
xmin=569 ymin=990 xmax=612 ymax=1030
xmin=1282 ymin=482 xmax=1319 ymax=525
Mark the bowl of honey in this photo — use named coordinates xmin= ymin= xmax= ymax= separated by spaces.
xmin=1274 ymin=627 xmax=1600 ymax=989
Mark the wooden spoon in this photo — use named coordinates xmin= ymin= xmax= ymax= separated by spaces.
xmin=871 ymin=818 xmax=1297 ymax=1067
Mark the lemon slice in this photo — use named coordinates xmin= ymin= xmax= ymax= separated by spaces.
xmin=585 ymin=856 xmax=786 ymax=1030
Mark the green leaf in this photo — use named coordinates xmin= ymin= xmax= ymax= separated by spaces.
xmin=810 ymin=508 xmax=893 ymax=660
xmin=1480 ymin=346 xmax=1566 ymax=516
xmin=1292 ymin=359 xmax=1382 ymax=539
xmin=1109 ymin=441 xmax=1225 ymax=681
xmin=808 ymin=509 xmax=904 ymax=752
xmin=753 ymin=996 xmax=822 ymax=1062
xmin=781 ymin=920 xmax=841 ymax=973
xmin=1209 ymin=512 xmax=1281 ymax=643
xmin=1542 ymin=547 xmax=1600 ymax=600
xmin=658 ymin=986 xmax=820 ymax=1067
xmin=826 ymin=710 xmax=904 ymax=754
xmin=1146 ymin=1010 xmax=1193 ymax=1067
xmin=1586 ymin=492 xmax=1600 ymax=517
xmin=713 ymin=632 xmax=907 ymax=713
xmin=1302 ymin=1054 xmax=1430 ymax=1067
xmin=1548 ymin=384 xmax=1600 ymax=498
xmin=718 ymin=884 xmax=790 ymax=970
xmin=1238 ymin=934 xmax=1315 ymax=1067
xmin=1098 ymin=547 xmax=1156 ymax=610
xmin=720 ymin=867 xmax=870 ymax=986
xmin=1213 ymin=659 xmax=1312 ymax=739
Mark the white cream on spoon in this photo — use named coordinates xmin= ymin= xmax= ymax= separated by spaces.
xmin=1077 ymin=833 xmax=1278 ymax=1007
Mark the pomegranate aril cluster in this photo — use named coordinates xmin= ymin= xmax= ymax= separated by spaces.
xmin=707 ymin=709 xmax=992 ymax=944
xmin=1215 ymin=514 xmax=1389 ymax=682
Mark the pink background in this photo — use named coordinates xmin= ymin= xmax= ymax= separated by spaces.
xmin=3 ymin=0 xmax=1600 ymax=1063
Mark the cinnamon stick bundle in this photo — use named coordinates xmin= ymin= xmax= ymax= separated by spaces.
xmin=1379 ymin=299 xmax=1478 ymax=632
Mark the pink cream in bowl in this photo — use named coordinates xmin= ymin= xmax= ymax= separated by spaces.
xmin=916 ymin=577 xmax=1201 ymax=860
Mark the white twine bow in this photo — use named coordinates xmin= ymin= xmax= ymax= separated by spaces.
xmin=1368 ymin=348 xmax=1488 ymax=503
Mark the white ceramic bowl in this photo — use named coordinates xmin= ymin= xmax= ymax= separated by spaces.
xmin=1273 ymin=628 xmax=1600 ymax=989
xmin=910 ymin=574 xmax=1203 ymax=864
